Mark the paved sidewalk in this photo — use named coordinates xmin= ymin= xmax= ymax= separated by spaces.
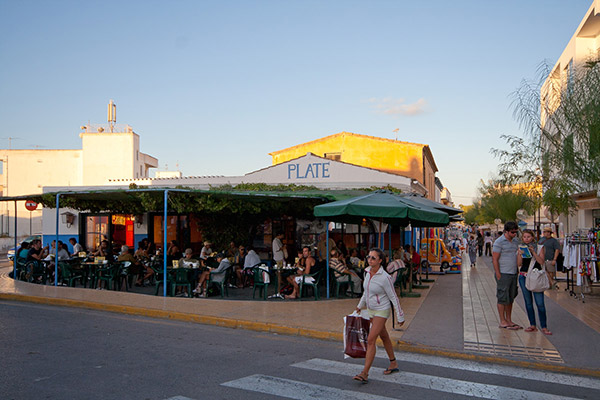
xmin=1 ymin=257 xmax=599 ymax=376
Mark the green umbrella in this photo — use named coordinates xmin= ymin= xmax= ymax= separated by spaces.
xmin=313 ymin=190 xmax=449 ymax=227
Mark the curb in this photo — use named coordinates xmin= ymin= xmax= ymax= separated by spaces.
xmin=2 ymin=292 xmax=599 ymax=379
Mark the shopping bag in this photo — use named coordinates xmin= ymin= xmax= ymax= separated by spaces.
xmin=525 ymin=262 xmax=550 ymax=292
xmin=343 ymin=312 xmax=370 ymax=359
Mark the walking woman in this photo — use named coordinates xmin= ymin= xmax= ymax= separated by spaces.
xmin=353 ymin=248 xmax=405 ymax=384
xmin=468 ymin=234 xmax=478 ymax=267
xmin=517 ymin=229 xmax=552 ymax=335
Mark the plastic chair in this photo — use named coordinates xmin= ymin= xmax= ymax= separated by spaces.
xmin=26 ymin=260 xmax=47 ymax=284
xmin=117 ymin=261 xmax=132 ymax=291
xmin=208 ymin=268 xmax=230 ymax=298
xmin=171 ymin=268 xmax=192 ymax=297
xmin=299 ymin=270 xmax=321 ymax=300
xmin=252 ymin=267 xmax=270 ymax=300
xmin=151 ymin=263 xmax=175 ymax=296
xmin=60 ymin=261 xmax=83 ymax=287
xmin=95 ymin=263 xmax=119 ymax=290
xmin=334 ymin=272 xmax=354 ymax=298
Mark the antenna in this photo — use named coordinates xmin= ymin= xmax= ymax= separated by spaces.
xmin=108 ymin=100 xmax=117 ymax=132
xmin=1 ymin=137 xmax=23 ymax=150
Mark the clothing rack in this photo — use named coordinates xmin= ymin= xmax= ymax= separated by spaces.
xmin=562 ymin=229 xmax=599 ymax=303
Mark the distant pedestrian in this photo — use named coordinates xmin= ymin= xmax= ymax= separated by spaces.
xmin=539 ymin=227 xmax=561 ymax=289
xmin=484 ymin=232 xmax=493 ymax=256
xmin=477 ymin=232 xmax=484 ymax=257
xmin=468 ymin=235 xmax=478 ymax=267
xmin=517 ymin=229 xmax=552 ymax=335
xmin=492 ymin=221 xmax=522 ymax=330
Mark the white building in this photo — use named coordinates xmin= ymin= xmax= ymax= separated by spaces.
xmin=541 ymin=0 xmax=600 ymax=232
xmin=0 ymin=103 xmax=158 ymax=238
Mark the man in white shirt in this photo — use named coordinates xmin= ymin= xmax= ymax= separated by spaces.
xmin=69 ymin=238 xmax=83 ymax=257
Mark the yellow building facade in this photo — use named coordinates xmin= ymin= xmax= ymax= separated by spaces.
xmin=269 ymin=131 xmax=439 ymax=200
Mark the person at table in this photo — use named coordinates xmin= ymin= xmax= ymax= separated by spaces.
xmin=69 ymin=237 xmax=83 ymax=257
xmin=179 ymin=248 xmax=200 ymax=268
xmin=117 ymin=245 xmax=145 ymax=286
xmin=16 ymin=242 xmax=30 ymax=262
xmin=56 ymin=241 xmax=71 ymax=261
xmin=232 ymin=245 xmax=247 ymax=288
xmin=227 ymin=241 xmax=238 ymax=259
xmin=134 ymin=241 xmax=149 ymax=261
xmin=317 ymin=233 xmax=336 ymax=271
xmin=239 ymin=246 xmax=261 ymax=287
xmin=92 ymin=240 xmax=112 ymax=259
xmin=200 ymin=241 xmax=212 ymax=260
xmin=194 ymin=253 xmax=232 ymax=297
xmin=26 ymin=239 xmax=47 ymax=281
xmin=330 ymin=249 xmax=362 ymax=296
xmin=285 ymin=246 xmax=315 ymax=299
xmin=166 ymin=240 xmax=180 ymax=265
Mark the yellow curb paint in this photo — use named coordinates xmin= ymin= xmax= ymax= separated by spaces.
xmin=2 ymin=293 xmax=599 ymax=378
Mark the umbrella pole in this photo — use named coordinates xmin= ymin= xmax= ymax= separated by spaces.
xmin=412 ymin=228 xmax=429 ymax=290
xmin=404 ymin=227 xmax=420 ymax=298
xmin=388 ymin=225 xmax=392 ymax=261
xmin=422 ymin=227 xmax=434 ymax=282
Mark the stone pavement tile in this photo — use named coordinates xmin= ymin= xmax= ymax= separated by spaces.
xmin=463 ymin=256 xmax=560 ymax=363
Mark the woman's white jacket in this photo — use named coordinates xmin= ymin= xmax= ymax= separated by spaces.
xmin=357 ymin=266 xmax=404 ymax=323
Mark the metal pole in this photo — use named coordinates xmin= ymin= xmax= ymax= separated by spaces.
xmin=163 ymin=190 xmax=168 ymax=297
xmin=326 ymin=222 xmax=330 ymax=299
xmin=55 ymin=194 xmax=60 ymax=286
xmin=13 ymin=201 xmax=17 ymax=279
xmin=388 ymin=225 xmax=392 ymax=261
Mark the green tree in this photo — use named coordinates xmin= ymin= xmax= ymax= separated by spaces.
xmin=470 ymin=180 xmax=536 ymax=225
xmin=492 ymin=60 xmax=600 ymax=216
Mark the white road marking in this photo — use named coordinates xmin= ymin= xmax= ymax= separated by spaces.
xmin=375 ymin=349 xmax=600 ymax=390
xmin=293 ymin=358 xmax=582 ymax=400
xmin=221 ymin=374 xmax=398 ymax=400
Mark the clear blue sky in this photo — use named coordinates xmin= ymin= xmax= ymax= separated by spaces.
xmin=0 ymin=0 xmax=592 ymax=204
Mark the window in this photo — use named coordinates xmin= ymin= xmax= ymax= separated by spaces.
xmin=324 ymin=152 xmax=341 ymax=161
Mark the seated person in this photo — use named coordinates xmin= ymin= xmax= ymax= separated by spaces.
xmin=92 ymin=240 xmax=112 ymax=259
xmin=69 ymin=238 xmax=84 ymax=257
xmin=200 ymin=241 xmax=212 ymax=260
xmin=285 ymin=246 xmax=315 ymax=299
xmin=178 ymin=248 xmax=200 ymax=268
xmin=239 ymin=247 xmax=261 ymax=286
xmin=117 ymin=245 xmax=146 ymax=286
xmin=26 ymin=239 xmax=47 ymax=281
xmin=16 ymin=242 xmax=30 ymax=263
xmin=349 ymin=249 xmax=361 ymax=269
xmin=386 ymin=253 xmax=406 ymax=285
xmin=233 ymin=245 xmax=247 ymax=288
xmin=56 ymin=241 xmax=71 ymax=261
xmin=134 ymin=241 xmax=149 ymax=261
xmin=330 ymin=249 xmax=362 ymax=296
xmin=194 ymin=253 xmax=231 ymax=297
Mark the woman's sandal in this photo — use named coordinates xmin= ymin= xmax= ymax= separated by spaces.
xmin=541 ymin=328 xmax=553 ymax=335
xmin=353 ymin=373 xmax=368 ymax=384
xmin=524 ymin=326 xmax=538 ymax=332
xmin=383 ymin=358 xmax=399 ymax=375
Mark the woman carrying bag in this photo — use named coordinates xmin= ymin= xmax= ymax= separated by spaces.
xmin=517 ymin=229 xmax=552 ymax=335
xmin=353 ymin=248 xmax=405 ymax=384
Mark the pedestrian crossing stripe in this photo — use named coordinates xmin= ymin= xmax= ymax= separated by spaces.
xmin=222 ymin=374 xmax=397 ymax=400
xmin=292 ymin=358 xmax=581 ymax=400
xmin=375 ymin=350 xmax=600 ymax=391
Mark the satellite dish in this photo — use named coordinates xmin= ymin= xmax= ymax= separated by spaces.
xmin=516 ymin=209 xmax=529 ymax=220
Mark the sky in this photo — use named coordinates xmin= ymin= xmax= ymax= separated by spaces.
xmin=0 ymin=0 xmax=593 ymax=205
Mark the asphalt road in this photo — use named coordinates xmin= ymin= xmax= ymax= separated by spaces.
xmin=1 ymin=301 xmax=599 ymax=400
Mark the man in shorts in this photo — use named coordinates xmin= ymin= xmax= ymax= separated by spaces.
xmin=539 ymin=226 xmax=561 ymax=289
xmin=492 ymin=221 xmax=521 ymax=330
